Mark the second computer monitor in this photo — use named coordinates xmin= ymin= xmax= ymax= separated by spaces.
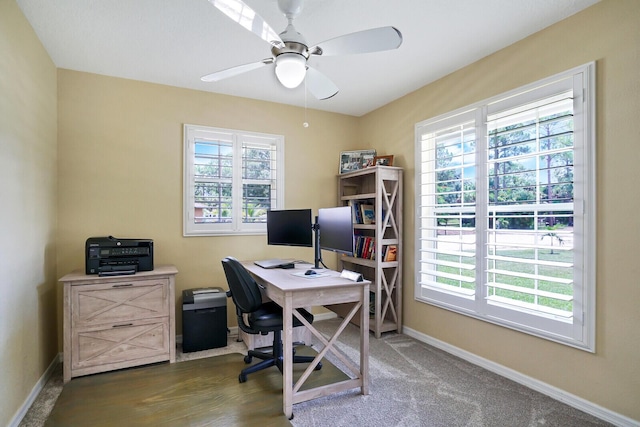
xmin=318 ymin=206 xmax=354 ymax=256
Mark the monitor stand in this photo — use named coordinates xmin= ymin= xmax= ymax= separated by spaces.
xmin=313 ymin=219 xmax=321 ymax=269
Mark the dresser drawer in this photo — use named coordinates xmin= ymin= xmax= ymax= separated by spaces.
xmin=72 ymin=318 xmax=170 ymax=371
xmin=72 ymin=278 xmax=170 ymax=327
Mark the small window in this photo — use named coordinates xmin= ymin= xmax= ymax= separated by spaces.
xmin=415 ymin=63 xmax=596 ymax=351
xmin=184 ymin=124 xmax=284 ymax=236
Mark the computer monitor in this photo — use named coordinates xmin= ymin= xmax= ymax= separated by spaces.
xmin=266 ymin=209 xmax=313 ymax=247
xmin=314 ymin=206 xmax=354 ymax=268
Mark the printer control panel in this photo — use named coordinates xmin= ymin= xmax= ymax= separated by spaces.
xmin=90 ymin=246 xmax=150 ymax=258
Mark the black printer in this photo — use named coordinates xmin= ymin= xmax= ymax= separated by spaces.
xmin=85 ymin=236 xmax=154 ymax=276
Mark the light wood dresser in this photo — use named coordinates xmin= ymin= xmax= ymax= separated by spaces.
xmin=60 ymin=265 xmax=178 ymax=382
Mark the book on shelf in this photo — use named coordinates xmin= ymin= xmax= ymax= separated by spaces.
xmin=349 ymin=200 xmax=363 ymax=224
xmin=383 ymin=245 xmax=397 ymax=262
xmin=360 ymin=204 xmax=375 ymax=224
xmin=366 ymin=238 xmax=375 ymax=259
xmin=348 ymin=201 xmax=377 ymax=225
xmin=354 ymin=235 xmax=376 ymax=260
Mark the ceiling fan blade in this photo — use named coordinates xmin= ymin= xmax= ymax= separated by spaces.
xmin=310 ymin=26 xmax=402 ymax=56
xmin=201 ymin=58 xmax=273 ymax=82
xmin=208 ymin=0 xmax=284 ymax=48
xmin=305 ymin=67 xmax=339 ymax=100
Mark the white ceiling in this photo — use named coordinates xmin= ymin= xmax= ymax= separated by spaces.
xmin=17 ymin=0 xmax=599 ymax=117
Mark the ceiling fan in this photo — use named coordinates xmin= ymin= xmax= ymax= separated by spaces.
xmin=201 ymin=0 xmax=403 ymax=100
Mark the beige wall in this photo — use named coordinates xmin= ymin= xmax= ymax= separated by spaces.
xmin=0 ymin=1 xmax=58 ymax=425
xmin=56 ymin=70 xmax=359 ymax=337
xmin=360 ymin=0 xmax=640 ymax=421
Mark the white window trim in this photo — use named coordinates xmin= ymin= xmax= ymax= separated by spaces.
xmin=183 ymin=124 xmax=285 ymax=237
xmin=414 ymin=63 xmax=596 ymax=351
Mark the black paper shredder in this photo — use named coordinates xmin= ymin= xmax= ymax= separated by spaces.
xmin=182 ymin=287 xmax=227 ymax=352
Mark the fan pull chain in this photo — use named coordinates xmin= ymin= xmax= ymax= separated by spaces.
xmin=303 ymin=77 xmax=309 ymax=128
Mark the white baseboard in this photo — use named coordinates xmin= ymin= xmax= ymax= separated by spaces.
xmin=9 ymin=352 xmax=62 ymax=427
xmin=402 ymin=326 xmax=639 ymax=427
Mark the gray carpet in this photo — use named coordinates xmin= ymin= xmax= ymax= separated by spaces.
xmin=293 ymin=318 xmax=612 ymax=427
xmin=19 ymin=319 xmax=611 ymax=427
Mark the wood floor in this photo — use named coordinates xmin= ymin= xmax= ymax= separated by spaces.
xmin=45 ymin=348 xmax=346 ymax=426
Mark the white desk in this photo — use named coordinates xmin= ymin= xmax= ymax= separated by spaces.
xmin=242 ymin=261 xmax=370 ymax=419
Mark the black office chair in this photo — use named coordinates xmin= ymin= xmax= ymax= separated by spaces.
xmin=221 ymin=256 xmax=321 ymax=383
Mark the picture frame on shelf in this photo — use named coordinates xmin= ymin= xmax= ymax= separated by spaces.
xmin=340 ymin=149 xmax=376 ymax=174
xmin=374 ymin=155 xmax=394 ymax=166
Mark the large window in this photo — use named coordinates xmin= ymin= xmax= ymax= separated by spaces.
xmin=415 ymin=63 xmax=595 ymax=350
xmin=184 ymin=124 xmax=284 ymax=236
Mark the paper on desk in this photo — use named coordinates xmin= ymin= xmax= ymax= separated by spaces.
xmin=291 ymin=271 xmax=330 ymax=279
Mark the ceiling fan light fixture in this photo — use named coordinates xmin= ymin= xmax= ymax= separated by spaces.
xmin=275 ymin=53 xmax=306 ymax=88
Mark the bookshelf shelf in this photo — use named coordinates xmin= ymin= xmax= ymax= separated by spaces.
xmin=333 ymin=165 xmax=403 ymax=338
xmin=341 ymin=193 xmax=377 ymax=201
xmin=353 ymin=224 xmax=376 ymax=230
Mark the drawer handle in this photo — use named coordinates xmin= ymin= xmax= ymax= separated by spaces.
xmin=112 ymin=284 xmax=133 ymax=288
xmin=112 ymin=323 xmax=133 ymax=328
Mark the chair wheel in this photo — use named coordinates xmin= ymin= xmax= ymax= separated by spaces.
xmin=243 ymin=355 xmax=252 ymax=364
xmin=239 ymin=374 xmax=247 ymax=383
xmin=314 ymin=362 xmax=322 ymax=371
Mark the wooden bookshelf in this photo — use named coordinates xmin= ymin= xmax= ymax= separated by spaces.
xmin=329 ymin=166 xmax=403 ymax=338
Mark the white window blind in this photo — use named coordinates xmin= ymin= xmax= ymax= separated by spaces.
xmin=418 ymin=113 xmax=478 ymax=311
xmin=415 ymin=63 xmax=595 ymax=350
xmin=486 ymin=92 xmax=575 ymax=319
xmin=184 ymin=124 xmax=284 ymax=236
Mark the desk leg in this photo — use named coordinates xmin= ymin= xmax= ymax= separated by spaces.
xmin=283 ymin=293 xmax=294 ymax=419
xmin=360 ymin=283 xmax=370 ymax=395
